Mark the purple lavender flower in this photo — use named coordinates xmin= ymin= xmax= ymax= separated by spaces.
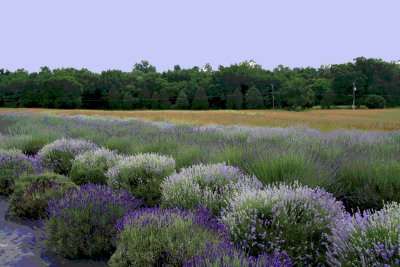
xmin=222 ymin=182 xmax=347 ymax=265
xmin=183 ymin=241 xmax=293 ymax=267
xmin=327 ymin=202 xmax=400 ymax=266
xmin=161 ymin=163 xmax=261 ymax=214
xmin=0 ymin=149 xmax=37 ymax=195
xmin=110 ymin=207 xmax=231 ymax=266
xmin=46 ymin=184 xmax=142 ymax=259
xmin=38 ymin=138 xmax=98 ymax=175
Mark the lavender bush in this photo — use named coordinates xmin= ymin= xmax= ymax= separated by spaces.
xmin=222 ymin=182 xmax=347 ymax=265
xmin=109 ymin=207 xmax=228 ymax=267
xmin=106 ymin=153 xmax=176 ymax=206
xmin=0 ymin=149 xmax=39 ymax=195
xmin=70 ymin=148 xmax=121 ymax=185
xmin=327 ymin=202 xmax=400 ymax=266
xmin=45 ymin=184 xmax=142 ymax=259
xmin=38 ymin=138 xmax=98 ymax=175
xmin=161 ymin=163 xmax=262 ymax=214
xmin=8 ymin=172 xmax=77 ymax=219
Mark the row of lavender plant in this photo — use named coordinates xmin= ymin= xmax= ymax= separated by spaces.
xmin=0 ymin=113 xmax=399 ymax=265
xmin=2 ymin=113 xmax=399 ymax=211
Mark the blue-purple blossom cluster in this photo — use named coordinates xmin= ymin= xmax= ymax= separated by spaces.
xmin=161 ymin=163 xmax=262 ymax=214
xmin=115 ymin=206 xmax=226 ymax=235
xmin=47 ymin=184 xmax=142 ymax=219
xmin=183 ymin=241 xmax=293 ymax=267
xmin=46 ymin=184 xmax=142 ymax=259
xmin=327 ymin=202 xmax=400 ymax=266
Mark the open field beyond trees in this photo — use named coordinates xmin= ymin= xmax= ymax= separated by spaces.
xmin=1 ymin=107 xmax=400 ymax=131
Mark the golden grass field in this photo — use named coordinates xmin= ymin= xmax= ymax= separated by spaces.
xmin=1 ymin=108 xmax=400 ymax=131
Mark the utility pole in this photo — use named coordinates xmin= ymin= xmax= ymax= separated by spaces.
xmin=271 ymin=84 xmax=275 ymax=110
xmin=352 ymin=82 xmax=357 ymax=109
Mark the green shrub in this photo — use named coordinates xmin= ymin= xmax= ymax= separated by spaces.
xmin=331 ymin=160 xmax=400 ymax=211
xmin=365 ymin=95 xmax=386 ymax=109
xmin=8 ymin=172 xmax=76 ymax=219
xmin=38 ymin=138 xmax=98 ymax=175
xmin=46 ymin=184 xmax=142 ymax=259
xmin=106 ymin=153 xmax=176 ymax=206
xmin=109 ymin=208 xmax=225 ymax=267
xmin=161 ymin=163 xmax=261 ymax=214
xmin=222 ymin=182 xmax=347 ymax=265
xmin=0 ymin=149 xmax=36 ymax=196
xmin=70 ymin=148 xmax=120 ymax=185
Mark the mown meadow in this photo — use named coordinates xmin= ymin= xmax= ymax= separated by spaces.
xmin=0 ymin=112 xmax=399 ymax=266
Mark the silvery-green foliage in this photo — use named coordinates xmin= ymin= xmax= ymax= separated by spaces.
xmin=221 ymin=182 xmax=346 ymax=265
xmin=38 ymin=138 xmax=98 ymax=175
xmin=70 ymin=148 xmax=121 ymax=185
xmin=327 ymin=202 xmax=400 ymax=266
xmin=106 ymin=153 xmax=176 ymax=206
xmin=161 ymin=163 xmax=262 ymax=214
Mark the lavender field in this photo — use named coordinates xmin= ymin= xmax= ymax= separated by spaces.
xmin=0 ymin=112 xmax=399 ymax=266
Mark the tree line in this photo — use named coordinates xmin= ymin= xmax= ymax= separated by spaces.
xmin=1 ymin=57 xmax=399 ymax=110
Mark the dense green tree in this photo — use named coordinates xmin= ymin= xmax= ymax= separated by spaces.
xmin=121 ymin=94 xmax=140 ymax=110
xmin=245 ymin=86 xmax=264 ymax=109
xmin=40 ymin=76 xmax=82 ymax=109
xmin=306 ymin=78 xmax=331 ymax=105
xmin=365 ymin=95 xmax=386 ymax=109
xmin=280 ymin=78 xmax=315 ymax=110
xmin=175 ymin=90 xmax=189 ymax=109
xmin=151 ymin=91 xmax=160 ymax=109
xmin=0 ymin=58 xmax=399 ymax=110
xmin=226 ymin=88 xmax=243 ymax=109
xmin=133 ymin=60 xmax=157 ymax=74
xmin=159 ymin=89 xmax=171 ymax=109
xmin=191 ymin=88 xmax=209 ymax=110
xmin=321 ymin=89 xmax=336 ymax=109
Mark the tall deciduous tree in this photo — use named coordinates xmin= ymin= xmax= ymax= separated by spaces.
xmin=226 ymin=88 xmax=243 ymax=109
xmin=191 ymin=88 xmax=209 ymax=110
xmin=151 ymin=91 xmax=160 ymax=109
xmin=321 ymin=88 xmax=336 ymax=109
xmin=133 ymin=60 xmax=157 ymax=73
xmin=158 ymin=89 xmax=171 ymax=109
xmin=280 ymin=78 xmax=315 ymax=110
xmin=245 ymin=86 xmax=264 ymax=109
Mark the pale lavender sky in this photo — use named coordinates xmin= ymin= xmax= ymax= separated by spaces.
xmin=1 ymin=0 xmax=399 ymax=73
